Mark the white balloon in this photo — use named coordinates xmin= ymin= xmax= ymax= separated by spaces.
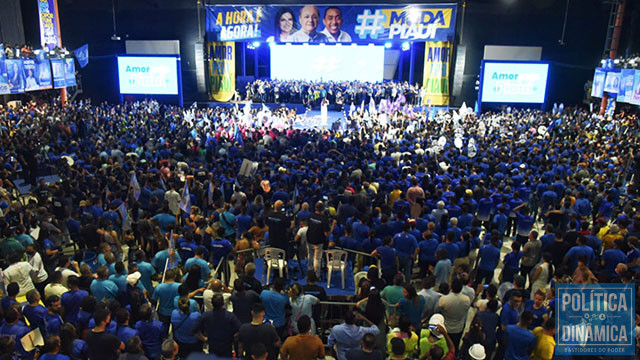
xmin=438 ymin=136 xmax=447 ymax=147
xmin=468 ymin=144 xmax=477 ymax=158
xmin=538 ymin=125 xmax=547 ymax=136
xmin=454 ymin=137 xmax=463 ymax=149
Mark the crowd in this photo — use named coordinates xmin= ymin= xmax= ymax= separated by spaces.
xmin=0 ymin=92 xmax=637 ymax=360
xmin=244 ymin=80 xmax=423 ymax=109
xmin=0 ymin=43 xmax=69 ymax=60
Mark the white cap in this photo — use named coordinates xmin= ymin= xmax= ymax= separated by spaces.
xmin=429 ymin=314 xmax=445 ymax=326
xmin=468 ymin=344 xmax=486 ymax=360
xmin=126 ymin=271 xmax=142 ymax=286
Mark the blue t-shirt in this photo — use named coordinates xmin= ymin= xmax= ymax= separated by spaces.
xmin=516 ymin=213 xmax=534 ymax=237
xmin=39 ymin=354 xmax=70 ymax=360
xmin=503 ymin=251 xmax=522 ymax=270
xmin=135 ymin=261 xmax=156 ymax=295
xmin=565 ymin=245 xmax=595 ymax=271
xmin=500 ymin=302 xmax=520 ymax=329
xmin=116 ymin=325 xmax=138 ymax=344
xmin=1 ymin=297 xmax=16 ymax=312
xmin=173 ymin=297 xmax=199 ymax=313
xmin=478 ymin=245 xmax=501 ymax=271
xmin=393 ymin=233 xmax=418 ymax=259
xmin=170 ymin=310 xmax=201 ymax=344
xmin=375 ymin=246 xmax=397 ymax=269
xmin=152 ymin=250 xmax=182 ymax=272
xmin=210 ymin=239 xmax=233 ymax=265
xmin=418 ymin=238 xmax=438 ymax=262
xmin=135 ymin=320 xmax=165 ymax=358
xmin=184 ymin=257 xmax=211 ymax=281
xmin=602 ymin=249 xmax=627 ymax=276
xmin=504 ymin=325 xmax=535 ymax=360
xmin=524 ymin=300 xmax=548 ymax=329
xmin=90 ymin=279 xmax=119 ymax=302
xmin=152 ymin=213 xmax=176 ymax=233
xmin=152 ymin=282 xmax=181 ymax=317
xmin=260 ymin=289 xmax=289 ymax=327
xmin=436 ymin=242 xmax=459 ymax=263
xmin=61 ymin=289 xmax=89 ymax=326
xmin=43 ymin=313 xmax=63 ymax=336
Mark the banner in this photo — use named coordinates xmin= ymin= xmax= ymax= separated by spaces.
xmin=23 ymin=57 xmax=53 ymax=92
xmin=422 ymin=41 xmax=452 ymax=106
xmin=617 ymin=69 xmax=635 ymax=103
xmin=208 ymin=42 xmax=236 ymax=102
xmin=0 ymin=45 xmax=8 ymax=95
xmin=51 ymin=58 xmax=65 ymax=88
xmin=603 ymin=71 xmax=620 ymax=94
xmin=5 ymin=60 xmax=25 ymax=94
xmin=631 ymin=70 xmax=640 ymax=106
xmin=206 ymin=4 xmax=457 ymax=43
xmin=64 ymin=58 xmax=76 ymax=86
xmin=73 ymin=44 xmax=89 ymax=68
xmin=37 ymin=0 xmax=61 ymax=49
xmin=591 ymin=68 xmax=605 ymax=98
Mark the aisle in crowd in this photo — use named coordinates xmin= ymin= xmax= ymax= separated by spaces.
xmin=0 ymin=93 xmax=637 ymax=360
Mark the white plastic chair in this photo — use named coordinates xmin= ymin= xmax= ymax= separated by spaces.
xmin=353 ymin=271 xmax=368 ymax=288
xmin=264 ymin=247 xmax=287 ymax=285
xmin=326 ymin=250 xmax=348 ymax=289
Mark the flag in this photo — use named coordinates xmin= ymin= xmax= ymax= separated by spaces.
xmin=359 ymin=99 xmax=365 ymax=114
xmin=179 ymin=182 xmax=191 ymax=215
xmin=130 ymin=173 xmax=141 ymax=200
xmin=349 ymin=102 xmax=355 ymax=116
xmin=73 ymin=44 xmax=89 ymax=68
xmin=207 ymin=181 xmax=214 ymax=205
xmin=118 ymin=202 xmax=128 ymax=224
xmin=368 ymin=97 xmax=376 ymax=115
xmin=234 ymin=125 xmax=244 ymax=146
xmin=159 ymin=176 xmax=166 ymax=191
xmin=474 ymin=100 xmax=479 ymax=115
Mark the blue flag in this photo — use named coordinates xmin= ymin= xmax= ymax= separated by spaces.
xmin=73 ymin=44 xmax=89 ymax=68
xmin=207 ymin=181 xmax=214 ymax=205
xmin=179 ymin=182 xmax=191 ymax=215
xmin=130 ymin=173 xmax=141 ymax=200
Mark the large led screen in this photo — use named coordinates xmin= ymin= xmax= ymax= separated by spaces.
xmin=270 ymin=44 xmax=384 ymax=82
xmin=118 ymin=56 xmax=179 ymax=95
xmin=481 ymin=61 xmax=549 ymax=103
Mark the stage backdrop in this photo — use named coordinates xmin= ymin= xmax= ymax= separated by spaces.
xmin=208 ymin=42 xmax=236 ymax=102
xmin=422 ymin=41 xmax=452 ymax=106
xmin=206 ymin=4 xmax=456 ymax=43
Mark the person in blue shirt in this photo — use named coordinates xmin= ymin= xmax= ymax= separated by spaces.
xmin=152 ymin=207 xmax=177 ymax=234
xmin=219 ymin=203 xmax=237 ymax=240
xmin=437 ymin=230 xmax=459 ymax=262
xmin=135 ymin=304 xmax=165 ymax=359
xmin=210 ymin=227 xmax=233 ymax=285
xmin=43 ymin=295 xmax=64 ymax=337
xmin=61 ymin=276 xmax=88 ymax=326
xmin=573 ymin=191 xmax=591 ymax=218
xmin=371 ymin=236 xmax=398 ymax=285
xmin=152 ymin=242 xmax=182 ymax=274
xmin=500 ymin=242 xmax=522 ymax=284
xmin=90 ymin=267 xmax=119 ymax=303
xmin=433 ymin=249 xmax=452 ymax=287
xmin=504 ymin=311 xmax=536 ymax=360
xmin=183 ymin=248 xmax=210 ymax=283
xmin=39 ymin=335 xmax=71 ymax=360
xmin=523 ymin=290 xmax=549 ymax=330
xmin=539 ymin=224 xmax=555 ymax=252
xmin=24 ymin=289 xmax=48 ymax=333
xmin=563 ymin=236 xmax=595 ymax=272
xmin=514 ymin=204 xmax=534 ymax=245
xmin=133 ymin=250 xmax=156 ymax=296
xmin=235 ymin=207 xmax=253 ymax=240
xmin=392 ymin=223 xmax=418 ymax=282
xmin=1 ymin=282 xmax=18 ymax=313
xmin=259 ymin=277 xmax=289 ymax=333
xmin=0 ymin=306 xmax=34 ymax=359
xmin=418 ymin=229 xmax=438 ymax=278
xmin=153 ymin=268 xmax=181 ymax=326
xmin=492 ymin=205 xmax=508 ymax=238
xmin=114 ymin=308 xmax=138 ymax=344
xmin=395 ymin=284 xmax=425 ymax=330
xmin=475 ymin=233 xmax=501 ymax=286
xmin=171 ymin=297 xmax=203 ymax=356
xmin=596 ymin=193 xmax=615 ymax=220
xmin=600 ymin=239 xmax=628 ymax=281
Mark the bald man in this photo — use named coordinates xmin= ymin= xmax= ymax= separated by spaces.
xmin=289 ymin=5 xmax=328 ymax=43
xmin=266 ymin=200 xmax=293 ymax=257
xmin=203 ymin=278 xmax=232 ymax=311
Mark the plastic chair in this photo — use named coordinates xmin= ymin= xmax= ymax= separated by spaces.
xmin=353 ymin=271 xmax=368 ymax=288
xmin=326 ymin=250 xmax=348 ymax=289
xmin=264 ymin=247 xmax=287 ymax=285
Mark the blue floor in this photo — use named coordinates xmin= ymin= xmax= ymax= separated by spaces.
xmin=253 ymin=257 xmax=356 ymax=296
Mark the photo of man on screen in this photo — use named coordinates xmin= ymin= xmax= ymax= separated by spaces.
xmin=289 ymin=5 xmax=328 ymax=43
xmin=321 ymin=6 xmax=352 ymax=42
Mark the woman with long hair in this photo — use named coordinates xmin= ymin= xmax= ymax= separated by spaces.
xmin=59 ymin=323 xmax=88 ymax=360
xmin=184 ymin=265 xmax=204 ymax=292
xmin=356 ymin=289 xmax=388 ymax=351
xmin=266 ymin=8 xmax=298 ymax=43
xmin=530 ymin=252 xmax=554 ymax=298
xmin=288 ymin=283 xmax=319 ymax=335
xmin=171 ymin=297 xmax=203 ymax=357
xmin=396 ymin=283 xmax=425 ymax=330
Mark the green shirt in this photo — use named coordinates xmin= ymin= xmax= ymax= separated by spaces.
xmin=0 ymin=237 xmax=25 ymax=259
xmin=419 ymin=329 xmax=448 ymax=359
xmin=380 ymin=285 xmax=404 ymax=313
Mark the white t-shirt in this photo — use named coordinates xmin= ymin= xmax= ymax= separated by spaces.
xmin=4 ymin=262 xmax=36 ymax=296
xmin=202 ymin=290 xmax=231 ymax=312
xmin=28 ymin=252 xmax=49 ymax=283
xmin=55 ymin=267 xmax=80 ymax=288
xmin=44 ymin=283 xmax=69 ymax=299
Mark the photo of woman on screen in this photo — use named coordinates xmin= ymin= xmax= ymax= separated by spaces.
xmin=266 ymin=7 xmax=298 ymax=43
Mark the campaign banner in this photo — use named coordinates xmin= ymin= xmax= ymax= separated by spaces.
xmin=603 ymin=70 xmax=620 ymax=94
xmin=631 ymin=70 xmax=640 ymax=106
xmin=422 ymin=41 xmax=452 ymax=106
xmin=556 ymin=283 xmax=635 ymax=355
xmin=64 ymin=58 xmax=77 ymax=86
xmin=591 ymin=68 xmax=605 ymax=98
xmin=23 ymin=58 xmax=53 ymax=91
xmin=206 ymin=4 xmax=457 ymax=43
xmin=208 ymin=42 xmax=236 ymax=102
xmin=5 ymin=59 xmax=25 ymax=94
xmin=0 ymin=45 xmax=8 ymax=95
xmin=37 ymin=0 xmax=61 ymax=50
xmin=51 ymin=58 xmax=65 ymax=88
xmin=617 ymin=69 xmax=635 ymax=103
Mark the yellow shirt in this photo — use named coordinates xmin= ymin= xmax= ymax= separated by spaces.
xmin=531 ymin=327 xmax=555 ymax=360
xmin=387 ymin=330 xmax=419 ymax=358
xmin=389 ymin=189 xmax=403 ymax=205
